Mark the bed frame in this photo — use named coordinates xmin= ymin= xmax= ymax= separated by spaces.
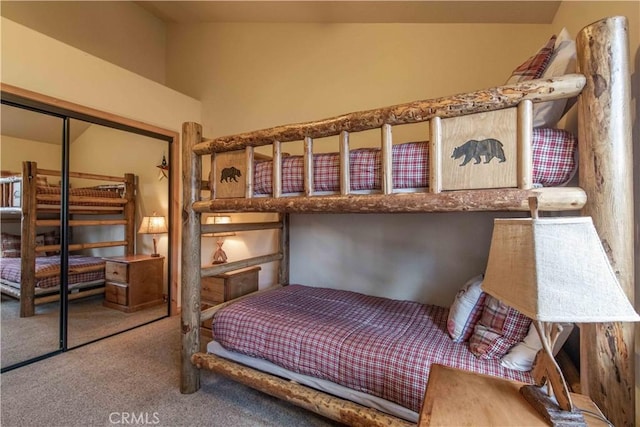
xmin=0 ymin=161 xmax=136 ymax=317
xmin=180 ymin=17 xmax=634 ymax=426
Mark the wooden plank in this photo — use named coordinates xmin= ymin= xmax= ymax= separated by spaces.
xmin=193 ymin=74 xmax=586 ymax=155
xmin=201 ymin=253 xmax=282 ymax=278
xmin=214 ymin=151 xmax=246 ymax=199
xmin=192 ymin=187 xmax=587 ymax=214
xmin=576 ymin=16 xmax=635 ymax=427
xmin=201 ymin=221 xmax=282 ymax=234
xmin=37 ymin=168 xmax=125 ymax=183
xmin=181 ymin=121 xmax=203 ymax=394
xmin=192 ymin=352 xmax=413 ymax=427
xmin=36 ymin=219 xmax=128 ymax=227
xmin=517 ymin=100 xmax=533 ymax=189
xmin=440 ymin=108 xmax=516 ymax=190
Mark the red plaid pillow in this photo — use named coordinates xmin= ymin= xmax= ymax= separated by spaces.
xmin=1 ymin=233 xmax=21 ymax=258
xmin=469 ymin=295 xmax=531 ymax=360
xmin=505 ymin=35 xmax=556 ymax=84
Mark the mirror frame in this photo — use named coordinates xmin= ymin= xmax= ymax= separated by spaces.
xmin=1 ymin=83 xmax=180 ymax=315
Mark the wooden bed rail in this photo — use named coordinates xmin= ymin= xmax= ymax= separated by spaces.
xmin=194 ymin=74 xmax=585 ymax=154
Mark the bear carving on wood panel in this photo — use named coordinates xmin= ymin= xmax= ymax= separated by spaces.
xmin=452 ymin=138 xmax=506 ymax=166
xmin=220 ymin=166 xmax=242 ymax=183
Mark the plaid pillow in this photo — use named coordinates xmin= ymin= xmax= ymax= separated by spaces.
xmin=469 ymin=295 xmax=531 ymax=360
xmin=1 ymin=233 xmax=21 ymax=258
xmin=505 ymin=35 xmax=556 ymax=84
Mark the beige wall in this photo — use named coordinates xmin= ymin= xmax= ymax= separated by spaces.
xmin=0 ymin=1 xmax=166 ymax=84
xmin=166 ymin=21 xmax=552 ymax=304
xmin=0 ymin=135 xmax=61 ymax=173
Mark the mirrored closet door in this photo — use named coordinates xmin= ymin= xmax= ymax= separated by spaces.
xmin=1 ymin=92 xmax=173 ymax=372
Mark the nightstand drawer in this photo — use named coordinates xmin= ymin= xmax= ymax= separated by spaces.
xmin=201 ymin=277 xmax=224 ymax=302
xmin=105 ymin=262 xmax=128 ymax=282
xmin=226 ymin=271 xmax=259 ymax=300
xmin=105 ymin=282 xmax=128 ymax=305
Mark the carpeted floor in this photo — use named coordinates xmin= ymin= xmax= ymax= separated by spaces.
xmin=0 ymin=315 xmax=344 ymax=427
xmin=1 ymin=294 xmax=167 ymax=368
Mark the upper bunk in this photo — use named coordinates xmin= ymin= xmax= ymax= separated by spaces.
xmin=184 ymin=71 xmax=588 ymax=214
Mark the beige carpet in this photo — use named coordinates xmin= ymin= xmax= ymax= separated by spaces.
xmin=1 ymin=294 xmax=167 ymax=368
xmin=0 ymin=315 xmax=343 ymax=427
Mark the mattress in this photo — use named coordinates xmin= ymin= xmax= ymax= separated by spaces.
xmin=37 ymin=185 xmax=124 ymax=206
xmin=0 ymin=255 xmax=105 ymax=289
xmin=211 ymin=285 xmax=533 ymax=414
xmin=253 ymin=128 xmax=576 ymax=195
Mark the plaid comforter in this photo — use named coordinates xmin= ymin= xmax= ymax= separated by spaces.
xmin=0 ymin=255 xmax=105 ymax=289
xmin=253 ymin=128 xmax=576 ymax=194
xmin=212 ymin=285 xmax=533 ymax=412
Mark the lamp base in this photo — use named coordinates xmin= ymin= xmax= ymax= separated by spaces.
xmin=520 ymin=385 xmax=586 ymax=426
xmin=150 ymin=253 xmax=160 ymax=257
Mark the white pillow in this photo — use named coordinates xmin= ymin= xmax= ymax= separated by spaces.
xmin=500 ymin=322 xmax=574 ymax=371
xmin=533 ymin=28 xmax=577 ymax=128
xmin=447 ymin=275 xmax=485 ymax=343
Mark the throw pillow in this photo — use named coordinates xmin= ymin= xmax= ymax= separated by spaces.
xmin=0 ymin=233 xmax=21 ymax=258
xmin=469 ymin=295 xmax=531 ymax=360
xmin=501 ymin=322 xmax=574 ymax=371
xmin=505 ymin=35 xmax=556 ymax=85
xmin=533 ymin=28 xmax=577 ymax=128
xmin=447 ymin=274 xmax=486 ymax=343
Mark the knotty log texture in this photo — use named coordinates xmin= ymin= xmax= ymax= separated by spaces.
xmin=577 ymin=16 xmax=635 ymax=427
xmin=20 ymin=161 xmax=37 ymax=318
xmin=192 ymin=187 xmax=586 ymax=214
xmin=194 ymin=75 xmax=585 ymax=155
xmin=181 ymin=122 xmax=203 ymax=394
xmin=192 ymin=352 xmax=413 ymax=427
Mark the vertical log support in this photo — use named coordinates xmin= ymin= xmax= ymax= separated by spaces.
xmin=577 ymin=16 xmax=635 ymax=427
xmin=339 ymin=131 xmax=350 ymax=195
xmin=245 ymin=147 xmax=254 ymax=199
xmin=429 ymin=117 xmax=442 ymax=194
xmin=124 ymin=173 xmax=135 ymax=255
xmin=181 ymin=122 xmax=203 ymax=394
xmin=278 ymin=213 xmax=290 ymax=286
xmin=273 ymin=141 xmax=282 ymax=198
xmin=304 ymin=137 xmax=314 ymax=196
xmin=381 ymin=124 xmax=393 ymax=194
xmin=517 ymin=100 xmax=533 ymax=190
xmin=20 ymin=161 xmax=37 ymax=317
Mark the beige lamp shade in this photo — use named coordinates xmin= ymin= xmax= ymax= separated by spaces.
xmin=482 ymin=216 xmax=640 ymax=323
xmin=203 ymin=215 xmax=235 ymax=238
xmin=137 ymin=214 xmax=168 ymax=235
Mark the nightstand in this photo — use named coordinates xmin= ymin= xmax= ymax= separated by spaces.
xmin=200 ymin=265 xmax=260 ymax=339
xmin=418 ymin=364 xmax=608 ymax=426
xmin=102 ymin=255 xmax=164 ymax=313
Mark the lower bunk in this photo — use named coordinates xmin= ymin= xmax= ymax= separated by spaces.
xmin=194 ymin=284 xmax=544 ymax=424
xmin=0 ymin=255 xmax=106 ymax=306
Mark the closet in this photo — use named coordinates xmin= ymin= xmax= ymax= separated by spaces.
xmin=0 ymin=86 xmax=177 ymax=371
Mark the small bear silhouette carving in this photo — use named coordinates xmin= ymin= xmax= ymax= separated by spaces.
xmin=451 ymin=138 xmax=506 ymax=166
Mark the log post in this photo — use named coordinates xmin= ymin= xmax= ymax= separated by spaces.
xmin=124 ymin=173 xmax=135 ymax=255
xmin=278 ymin=213 xmax=289 ymax=286
xmin=181 ymin=122 xmax=203 ymax=394
xmin=20 ymin=161 xmax=37 ymax=317
xmin=577 ymin=16 xmax=635 ymax=427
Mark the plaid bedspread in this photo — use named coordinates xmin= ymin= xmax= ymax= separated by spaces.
xmin=0 ymin=255 xmax=105 ymax=289
xmin=253 ymin=128 xmax=576 ymax=194
xmin=37 ymin=186 xmax=124 ymax=206
xmin=212 ymin=285 xmax=533 ymax=412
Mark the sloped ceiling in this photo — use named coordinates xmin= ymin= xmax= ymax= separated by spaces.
xmin=135 ymin=1 xmax=561 ymax=24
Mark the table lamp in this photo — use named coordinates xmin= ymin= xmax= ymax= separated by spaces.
xmin=482 ymin=205 xmax=639 ymax=425
xmin=203 ymin=215 xmax=235 ymax=264
xmin=137 ymin=212 xmax=168 ymax=257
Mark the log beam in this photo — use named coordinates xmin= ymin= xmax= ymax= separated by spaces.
xmin=577 ymin=16 xmax=635 ymax=427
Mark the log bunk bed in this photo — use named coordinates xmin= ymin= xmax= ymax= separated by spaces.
xmin=0 ymin=161 xmax=136 ymax=317
xmin=181 ymin=17 xmax=634 ymax=426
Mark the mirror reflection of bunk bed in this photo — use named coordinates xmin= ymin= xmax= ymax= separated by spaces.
xmin=0 ymin=161 xmax=135 ymax=317
xmin=180 ymin=17 xmax=633 ymax=426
